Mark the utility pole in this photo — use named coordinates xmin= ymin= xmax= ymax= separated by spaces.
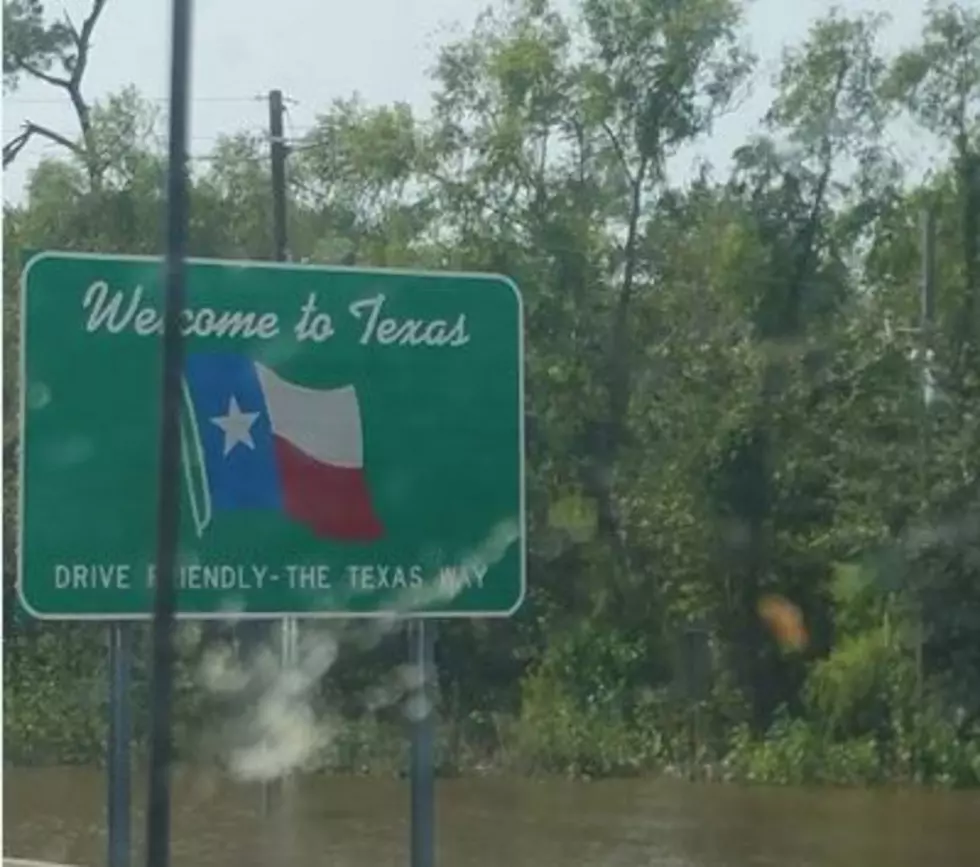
xmin=921 ymin=205 xmax=937 ymax=407
xmin=269 ymin=88 xmax=288 ymax=262
xmin=913 ymin=204 xmax=937 ymax=780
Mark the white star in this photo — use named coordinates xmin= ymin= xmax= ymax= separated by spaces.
xmin=210 ymin=396 xmax=260 ymax=456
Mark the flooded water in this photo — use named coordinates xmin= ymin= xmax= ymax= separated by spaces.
xmin=5 ymin=767 xmax=980 ymax=867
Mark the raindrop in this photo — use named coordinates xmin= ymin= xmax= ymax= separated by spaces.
xmin=26 ymin=381 xmax=51 ymax=409
xmin=404 ymin=693 xmax=432 ymax=722
xmin=49 ymin=436 xmax=95 ymax=466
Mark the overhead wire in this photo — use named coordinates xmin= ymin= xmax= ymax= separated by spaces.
xmin=4 ymin=93 xmax=277 ymax=167
xmin=4 ymin=94 xmax=270 ymax=105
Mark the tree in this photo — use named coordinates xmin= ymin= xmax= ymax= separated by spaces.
xmin=3 ymin=0 xmax=108 ymax=191
xmin=688 ymin=9 xmax=896 ymax=728
xmin=4 ymin=0 xmax=980 ymax=781
xmin=886 ymin=1 xmax=980 ymax=370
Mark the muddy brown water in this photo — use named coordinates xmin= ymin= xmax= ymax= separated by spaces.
xmin=5 ymin=767 xmax=980 ymax=866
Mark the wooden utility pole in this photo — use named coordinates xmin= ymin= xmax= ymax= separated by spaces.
xmin=269 ymin=89 xmax=289 ymax=263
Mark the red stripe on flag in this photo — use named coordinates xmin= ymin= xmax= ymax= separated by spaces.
xmin=273 ymin=435 xmax=384 ymax=541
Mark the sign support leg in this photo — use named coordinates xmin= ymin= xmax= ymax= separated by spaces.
xmin=261 ymin=616 xmax=299 ymax=815
xmin=409 ymin=619 xmax=436 ymax=867
xmin=260 ymin=617 xmax=278 ymax=817
xmin=259 ymin=86 xmax=291 ymax=820
xmin=108 ymin=621 xmax=133 ymax=867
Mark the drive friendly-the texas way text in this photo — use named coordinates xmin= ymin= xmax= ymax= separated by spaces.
xmin=53 ymin=562 xmax=489 ymax=594
xmin=81 ymin=279 xmax=472 ymax=347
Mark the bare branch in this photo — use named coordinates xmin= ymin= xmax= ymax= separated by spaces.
xmin=28 ymin=121 xmax=82 ymax=154
xmin=3 ymin=130 xmax=32 ymax=168
xmin=12 ymin=54 xmax=71 ymax=90
xmin=3 ymin=121 xmax=82 ymax=168
xmin=71 ymin=0 xmax=108 ymax=89
xmin=63 ymin=11 xmax=82 ymax=46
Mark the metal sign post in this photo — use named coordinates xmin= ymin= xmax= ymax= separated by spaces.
xmin=409 ymin=619 xmax=436 ymax=867
xmin=261 ymin=617 xmax=299 ymax=816
xmin=261 ymin=85 xmax=292 ymax=818
xmin=107 ymin=622 xmax=133 ymax=867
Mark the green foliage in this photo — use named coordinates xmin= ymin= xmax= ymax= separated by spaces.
xmin=3 ymin=627 xmax=108 ymax=764
xmin=724 ymin=702 xmax=980 ymax=788
xmin=725 ymin=712 xmax=885 ymax=786
xmin=515 ymin=677 xmax=633 ymax=777
xmin=804 ymin=623 xmax=914 ymax=739
xmin=885 ymin=1 xmax=980 ymax=141
xmin=4 ymin=0 xmax=980 ymax=787
xmin=2 ymin=0 xmax=73 ymax=91
xmin=513 ymin=625 xmax=663 ymax=776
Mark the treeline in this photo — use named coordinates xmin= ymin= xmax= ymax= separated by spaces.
xmin=3 ymin=0 xmax=980 ymax=785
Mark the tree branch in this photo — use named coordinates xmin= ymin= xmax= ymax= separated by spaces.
xmin=3 ymin=121 xmax=83 ymax=168
xmin=12 ymin=54 xmax=70 ymax=90
xmin=71 ymin=0 xmax=108 ymax=89
xmin=63 ymin=11 xmax=82 ymax=45
xmin=601 ymin=120 xmax=635 ymax=188
xmin=786 ymin=57 xmax=851 ymax=332
xmin=28 ymin=121 xmax=83 ymax=154
xmin=3 ymin=130 xmax=32 ymax=168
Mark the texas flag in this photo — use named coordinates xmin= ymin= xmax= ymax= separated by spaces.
xmin=181 ymin=353 xmax=383 ymax=541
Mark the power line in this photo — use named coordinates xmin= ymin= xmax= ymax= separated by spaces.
xmin=2 ymin=130 xmax=261 ymax=142
xmin=4 ymin=95 xmax=268 ymax=105
xmin=5 ymin=125 xmax=316 ymax=138
xmin=282 ymin=101 xmax=300 ymax=147
xmin=2 ymin=148 xmax=258 ymax=164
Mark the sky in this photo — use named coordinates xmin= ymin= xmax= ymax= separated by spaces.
xmin=2 ymin=0 xmax=939 ymax=203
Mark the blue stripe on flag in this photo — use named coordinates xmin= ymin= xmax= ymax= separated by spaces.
xmin=184 ymin=353 xmax=283 ymax=512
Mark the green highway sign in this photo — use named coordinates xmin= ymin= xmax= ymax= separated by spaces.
xmin=19 ymin=252 xmax=525 ymax=620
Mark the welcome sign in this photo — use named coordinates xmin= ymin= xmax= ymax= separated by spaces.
xmin=18 ymin=252 xmax=525 ymax=619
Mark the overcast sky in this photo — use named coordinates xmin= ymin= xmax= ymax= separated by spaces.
xmin=2 ymin=0 xmax=938 ymax=202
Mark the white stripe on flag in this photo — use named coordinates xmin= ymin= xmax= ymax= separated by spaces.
xmin=254 ymin=363 xmax=365 ymax=469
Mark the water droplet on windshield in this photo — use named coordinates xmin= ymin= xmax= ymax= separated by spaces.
xmin=27 ymin=381 xmax=51 ymax=409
